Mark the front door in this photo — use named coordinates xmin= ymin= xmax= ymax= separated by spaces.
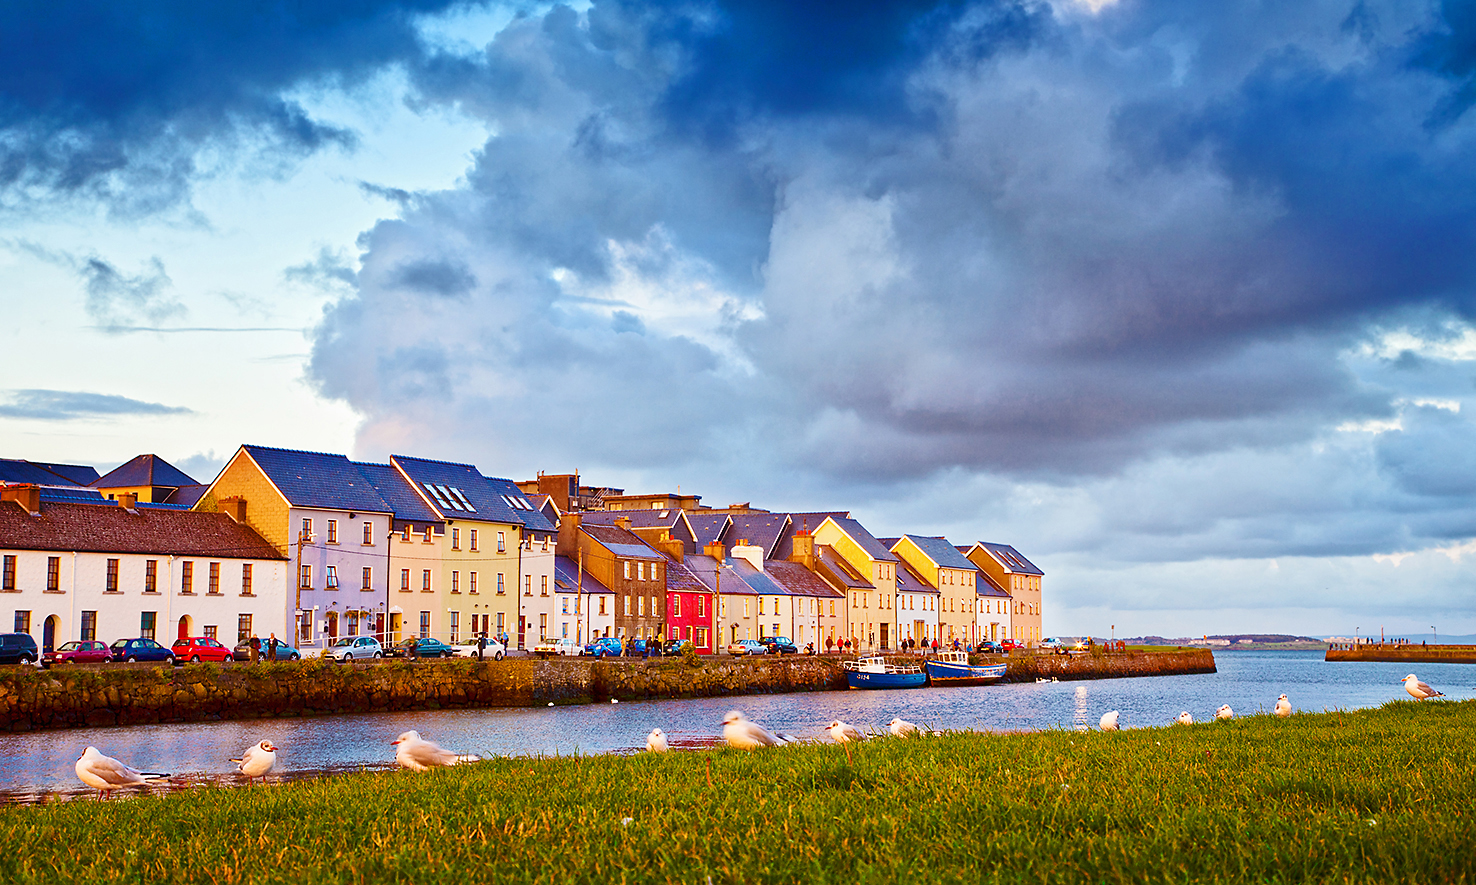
xmin=879 ymin=622 xmax=889 ymax=650
xmin=389 ymin=613 xmax=402 ymax=645
xmin=517 ymin=616 xmax=526 ymax=650
xmin=42 ymin=616 xmax=56 ymax=653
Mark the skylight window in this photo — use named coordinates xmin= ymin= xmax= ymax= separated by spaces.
xmin=449 ymin=487 xmax=476 ymax=512
xmin=423 ymin=483 xmax=458 ymax=511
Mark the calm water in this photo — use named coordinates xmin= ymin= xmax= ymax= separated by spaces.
xmin=5 ymin=651 xmax=1472 ymax=798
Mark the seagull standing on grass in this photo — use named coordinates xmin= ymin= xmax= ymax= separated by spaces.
xmin=1175 ymin=711 xmax=1193 ymax=726
xmin=721 ymin=711 xmax=788 ymax=749
xmin=1402 ymin=674 xmax=1445 ymax=700
xmin=1215 ymin=705 xmax=1233 ymax=720
xmin=232 ymin=740 xmax=279 ymax=784
xmin=827 ymin=720 xmax=863 ymax=743
xmin=646 ymin=729 xmax=668 ymax=753
xmin=888 ymin=717 xmax=919 ymax=738
xmin=1099 ymin=711 xmax=1120 ymax=731
xmin=391 ymin=731 xmax=481 ymax=771
xmin=75 ymin=747 xmax=169 ymax=800
xmin=1274 ymin=694 xmax=1292 ymax=717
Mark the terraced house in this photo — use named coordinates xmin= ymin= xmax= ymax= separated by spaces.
xmin=812 ymin=516 xmax=898 ymax=650
xmin=966 ymin=542 xmax=1043 ymax=647
xmin=890 ymin=534 xmax=981 ymax=646
xmin=557 ymin=515 xmax=666 ymax=643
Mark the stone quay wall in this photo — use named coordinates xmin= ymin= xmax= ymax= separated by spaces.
xmin=1326 ymin=644 xmax=1476 ymax=665
xmin=0 ymin=649 xmax=1213 ymax=732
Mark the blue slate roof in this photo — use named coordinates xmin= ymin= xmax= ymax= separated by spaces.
xmin=389 ymin=456 xmax=521 ymax=524
xmin=0 ymin=458 xmax=94 ymax=486
xmin=240 ymin=445 xmax=392 ymax=513
xmin=895 ymin=561 xmax=939 ymax=594
xmin=553 ymin=555 xmax=611 ymax=595
xmin=483 ymin=476 xmax=557 ymax=533
xmin=30 ymin=461 xmax=100 ymax=485
xmin=39 ymin=487 xmax=108 ymax=504
xmin=975 ymin=542 xmax=1044 ymax=576
xmin=901 ymin=534 xmax=979 ymax=572
xmin=685 ymin=513 xmax=731 ymax=548
xmin=354 ymin=462 xmax=443 ymax=524
xmin=826 ymin=517 xmax=898 ymax=562
xmin=92 ymin=454 xmax=197 ymax=489
xmin=731 ymin=558 xmax=789 ymax=596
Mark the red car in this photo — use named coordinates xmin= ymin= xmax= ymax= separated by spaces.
xmin=42 ymin=639 xmax=111 ymax=667
xmin=1000 ymin=639 xmax=1022 ymax=653
xmin=171 ymin=636 xmax=234 ymax=663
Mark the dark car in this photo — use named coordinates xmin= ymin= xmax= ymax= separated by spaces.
xmin=386 ymin=637 xmax=455 ymax=658
xmin=760 ymin=636 xmax=799 ymax=655
xmin=582 ymin=637 xmax=622 ymax=658
xmin=661 ymin=639 xmax=692 ymax=656
xmin=232 ymin=637 xmax=302 ymax=661
xmin=0 ymin=633 xmax=40 ymax=664
xmin=976 ymin=640 xmax=1004 ymax=655
xmin=171 ymin=636 xmax=233 ymax=663
xmin=624 ymin=639 xmax=649 ymax=657
xmin=110 ymin=638 xmax=176 ymax=664
xmin=43 ymin=639 xmax=110 ymax=667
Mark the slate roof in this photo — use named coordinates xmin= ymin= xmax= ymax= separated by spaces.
xmin=0 ymin=459 xmax=96 ymax=486
xmin=731 ymin=558 xmax=788 ymax=596
xmin=724 ymin=513 xmax=790 ymax=557
xmin=580 ymin=524 xmax=664 ymax=560
xmin=582 ymin=509 xmax=684 ymax=530
xmin=553 ymin=555 xmax=611 ymax=595
xmin=387 ymin=456 xmax=527 ymax=526
xmin=483 ymin=476 xmax=557 ymax=534
xmin=900 ymin=534 xmax=979 ymax=572
xmin=238 ymin=445 xmax=392 ymax=513
xmin=973 ymin=542 xmax=1044 ymax=576
xmin=895 ymin=560 xmax=940 ymax=595
xmin=825 ymin=517 xmax=898 ymax=562
xmin=663 ymin=555 xmax=712 ymax=595
xmin=763 ymin=560 xmax=844 ymax=598
xmin=681 ymin=554 xmax=759 ymax=595
xmin=772 ymin=511 xmax=850 ymax=560
xmin=685 ymin=513 xmax=731 ymax=548
xmin=39 ymin=487 xmax=108 ymax=505
xmin=354 ymin=462 xmax=443 ymax=525
xmin=976 ymin=569 xmax=1012 ymax=598
xmin=813 ymin=546 xmax=873 ymax=589
xmin=163 ymin=484 xmax=209 ymax=508
xmin=92 ymin=454 xmax=197 ymax=490
xmin=0 ymin=500 xmax=285 ymax=559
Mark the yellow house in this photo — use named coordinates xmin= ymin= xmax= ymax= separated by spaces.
xmin=812 ymin=517 xmax=898 ymax=651
xmin=890 ymin=534 xmax=979 ymax=645
xmin=965 ymin=542 xmax=1044 ymax=647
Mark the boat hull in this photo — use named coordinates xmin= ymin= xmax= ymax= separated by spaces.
xmin=845 ymin=670 xmax=928 ymax=690
xmin=924 ymin=660 xmax=1007 ymax=686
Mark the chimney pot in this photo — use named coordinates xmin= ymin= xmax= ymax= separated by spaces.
xmin=221 ymin=496 xmax=247 ymax=523
xmin=2 ymin=484 xmax=42 ymax=516
xmin=118 ymin=491 xmax=139 ymax=512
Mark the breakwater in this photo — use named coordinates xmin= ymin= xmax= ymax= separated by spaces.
xmin=0 ymin=649 xmax=1214 ymax=732
xmin=1326 ymin=643 xmax=1476 ymax=664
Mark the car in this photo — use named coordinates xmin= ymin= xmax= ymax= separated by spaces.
xmin=661 ymin=639 xmax=692 ymax=656
xmin=534 ymin=637 xmax=581 ymax=658
xmin=319 ymin=636 xmax=384 ymax=662
xmin=42 ymin=639 xmax=110 ymax=667
xmin=109 ymin=638 xmax=176 ymax=664
xmin=760 ymin=636 xmax=798 ymax=655
xmin=451 ymin=637 xmax=506 ymax=660
xmin=623 ymin=639 xmax=651 ymax=657
xmin=1039 ymin=637 xmax=1066 ymax=654
xmin=171 ymin=636 xmax=234 ymax=663
xmin=0 ymin=633 xmax=39 ymax=665
xmin=385 ymin=637 xmax=454 ymax=659
xmin=727 ymin=639 xmax=767 ymax=656
xmin=975 ymin=640 xmax=1003 ymax=655
xmin=232 ymin=637 xmax=302 ymax=661
xmin=582 ymin=637 xmax=623 ymax=658
xmin=1000 ymin=639 xmax=1022 ymax=653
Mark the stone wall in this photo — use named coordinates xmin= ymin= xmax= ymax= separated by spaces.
xmin=1326 ymin=644 xmax=1476 ymax=665
xmin=997 ymin=648 xmax=1217 ymax=682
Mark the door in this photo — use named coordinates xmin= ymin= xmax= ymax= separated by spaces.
xmin=879 ymin=622 xmax=889 ymax=650
xmin=389 ymin=613 xmax=402 ymax=645
xmin=517 ymin=616 xmax=526 ymax=650
xmin=42 ymin=616 xmax=57 ymax=653
xmin=178 ymin=616 xmax=191 ymax=640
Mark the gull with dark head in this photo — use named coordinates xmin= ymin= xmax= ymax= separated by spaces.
xmin=392 ymin=730 xmax=480 ymax=771
xmin=232 ymin=740 xmax=279 ymax=784
xmin=1175 ymin=711 xmax=1193 ymax=726
xmin=827 ymin=720 xmax=863 ymax=743
xmin=1402 ymin=674 xmax=1444 ymax=700
xmin=1274 ymin=694 xmax=1292 ymax=717
xmin=888 ymin=717 xmax=919 ymax=738
xmin=646 ymin=728 xmax=668 ymax=753
xmin=1215 ymin=705 xmax=1233 ymax=720
xmin=721 ymin=711 xmax=787 ymax=749
xmin=75 ymin=747 xmax=169 ymax=800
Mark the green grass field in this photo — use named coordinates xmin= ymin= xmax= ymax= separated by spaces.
xmin=2 ymin=701 xmax=1472 ymax=883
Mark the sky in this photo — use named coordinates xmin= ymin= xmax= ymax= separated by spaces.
xmin=2 ymin=0 xmax=1474 ymax=640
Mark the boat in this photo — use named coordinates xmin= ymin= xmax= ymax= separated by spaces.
xmin=924 ymin=651 xmax=1007 ymax=686
xmin=842 ymin=656 xmax=927 ymax=689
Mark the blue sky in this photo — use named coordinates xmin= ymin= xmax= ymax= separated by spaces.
xmin=2 ymin=0 xmax=1474 ymax=639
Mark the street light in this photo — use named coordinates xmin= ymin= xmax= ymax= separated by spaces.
xmin=1432 ymin=625 xmax=1437 ymax=645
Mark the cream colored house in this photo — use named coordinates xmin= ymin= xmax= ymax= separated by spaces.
xmin=966 ymin=542 xmax=1043 ymax=647
xmin=812 ymin=517 xmax=898 ymax=651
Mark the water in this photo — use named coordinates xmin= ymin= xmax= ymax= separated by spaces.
xmin=6 ymin=651 xmax=1473 ymax=799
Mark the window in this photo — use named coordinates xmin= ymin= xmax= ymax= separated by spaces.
xmin=80 ymin=610 xmax=97 ymax=641
xmin=325 ymin=565 xmax=338 ymax=589
xmin=470 ymin=529 xmax=478 ymax=551
xmin=422 ymin=570 xmax=432 ymax=592
xmin=0 ymin=556 xmax=13 ymax=591
xmin=301 ymin=518 xmax=312 ymax=541
xmin=497 ymin=573 xmax=505 ymax=595
xmin=208 ymin=562 xmax=221 ymax=595
xmin=423 ymin=527 xmax=433 ymax=544
xmin=651 ymin=563 xmax=660 ymax=582
xmin=237 ymin=614 xmax=252 ymax=643
xmin=106 ymin=559 xmax=119 ymax=593
xmin=470 ymin=572 xmax=478 ymax=594
xmin=203 ymin=625 xmax=217 ymax=640
xmin=361 ymin=567 xmax=372 ymax=590
xmin=14 ymin=611 xmax=29 ymax=634
xmin=452 ymin=571 xmax=460 ymax=594
xmin=541 ymin=576 xmax=549 ymax=596
xmin=638 ymin=563 xmax=645 ymax=581
xmin=623 ymin=561 xmax=631 ymax=580
xmin=562 ymin=597 xmax=569 ymax=615
xmin=697 ymin=596 xmax=704 ymax=617
xmin=363 ymin=522 xmax=373 ymax=545
xmin=562 ymin=623 xmax=568 ymax=638
xmin=743 ymin=599 xmax=750 ymax=618
xmin=140 ymin=611 xmax=157 ymax=641
xmin=497 ymin=531 xmax=505 ymax=553
xmin=624 ymin=596 xmax=631 ymax=616
xmin=419 ymin=611 xmax=431 ymax=638
xmin=525 ymin=575 xmax=532 ymax=596
xmin=599 ymin=596 xmax=607 ymax=616
xmin=239 ymin=563 xmax=253 ymax=596
xmin=46 ymin=556 xmax=60 ymax=592
xmin=449 ymin=611 xmax=460 ymax=643
xmin=401 ymin=526 xmax=411 ymax=542
xmin=327 ymin=520 xmax=338 ymax=544
xmin=401 ymin=569 xmax=410 ymax=592
xmin=181 ymin=561 xmax=195 ymax=594
xmin=638 ymin=596 xmax=645 ymax=616
xmin=451 ymin=528 xmax=460 ymax=550
xmin=539 ymin=613 xmax=547 ymax=639
xmin=495 ymin=612 xmax=505 ymax=632
xmin=758 ymin=597 xmax=765 ymax=616
xmin=299 ymin=564 xmax=311 ymax=590
xmin=673 ymin=596 xmax=681 ymax=617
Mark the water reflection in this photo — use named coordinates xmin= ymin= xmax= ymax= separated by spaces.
xmin=2 ymin=651 xmax=1471 ymax=799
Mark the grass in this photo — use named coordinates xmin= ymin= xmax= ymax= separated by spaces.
xmin=2 ymin=702 xmax=1473 ymax=883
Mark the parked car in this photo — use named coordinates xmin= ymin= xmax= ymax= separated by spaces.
xmin=975 ymin=640 xmax=1003 ymax=655
xmin=624 ymin=639 xmax=651 ymax=657
xmin=727 ymin=639 xmax=767 ymax=656
xmin=232 ymin=637 xmax=302 ymax=661
xmin=534 ymin=637 xmax=581 ymax=658
xmin=0 ymin=633 xmax=39 ymax=665
xmin=320 ymin=636 xmax=384 ymax=662
xmin=43 ymin=639 xmax=110 ymax=667
xmin=385 ymin=637 xmax=454 ymax=659
xmin=171 ymin=636 xmax=234 ymax=663
xmin=451 ymin=637 xmax=506 ymax=660
xmin=582 ymin=637 xmax=623 ymax=658
xmin=1000 ymin=639 xmax=1022 ymax=653
xmin=760 ymin=636 xmax=799 ymax=655
xmin=661 ymin=639 xmax=692 ymax=656
xmin=1039 ymin=637 xmax=1067 ymax=654
xmin=109 ymin=638 xmax=175 ymax=664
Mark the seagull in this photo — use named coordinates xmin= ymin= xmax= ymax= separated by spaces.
xmin=646 ymin=729 xmax=668 ymax=753
xmin=888 ymin=717 xmax=919 ymax=738
xmin=1274 ymin=694 xmax=1292 ymax=717
xmin=391 ymin=730 xmax=481 ymax=771
xmin=75 ymin=747 xmax=169 ymax=800
xmin=721 ymin=711 xmax=788 ymax=749
xmin=231 ymin=740 xmax=278 ymax=784
xmin=1176 ymin=711 xmax=1193 ymax=726
xmin=1099 ymin=710 xmax=1120 ymax=731
xmin=1402 ymin=674 xmax=1445 ymax=700
xmin=611 ymin=698 xmax=619 ymax=704
xmin=1215 ymin=705 xmax=1233 ymax=720
xmin=827 ymin=720 xmax=863 ymax=743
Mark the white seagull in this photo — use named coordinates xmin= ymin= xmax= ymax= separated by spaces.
xmin=827 ymin=720 xmax=863 ymax=743
xmin=75 ymin=746 xmax=169 ymax=800
xmin=391 ymin=730 xmax=481 ymax=771
xmin=721 ymin=711 xmax=787 ymax=749
xmin=646 ymin=728 xmax=668 ymax=753
xmin=888 ymin=717 xmax=919 ymax=738
xmin=232 ymin=740 xmax=279 ymax=784
xmin=1402 ymin=674 xmax=1445 ymax=700
xmin=1215 ymin=705 xmax=1233 ymax=721
xmin=1274 ymin=694 xmax=1292 ymax=717
xmin=1175 ymin=711 xmax=1193 ymax=726
xmin=1099 ymin=710 xmax=1120 ymax=731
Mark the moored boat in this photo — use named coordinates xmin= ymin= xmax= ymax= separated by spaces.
xmin=924 ymin=651 xmax=1007 ymax=686
xmin=842 ymin=656 xmax=927 ymax=689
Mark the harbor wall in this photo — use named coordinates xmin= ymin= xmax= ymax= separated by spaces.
xmin=1326 ymin=644 xmax=1476 ymax=665
xmin=0 ymin=649 xmax=1213 ymax=732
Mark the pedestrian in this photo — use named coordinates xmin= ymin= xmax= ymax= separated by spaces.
xmin=932 ymin=638 xmax=940 ymax=654
xmin=249 ymin=635 xmax=261 ymax=664
xmin=267 ymin=632 xmax=278 ymax=663
xmin=407 ymin=636 xmax=418 ymax=661
xmin=826 ymin=635 xmax=834 ymax=654
xmin=477 ymin=632 xmax=486 ymax=660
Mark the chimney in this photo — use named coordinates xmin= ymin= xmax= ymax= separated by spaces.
xmin=220 ymin=496 xmax=247 ymax=523
xmin=615 ymin=516 xmax=632 ymax=531
xmin=657 ymin=537 xmax=684 ymax=563
xmin=118 ymin=491 xmax=139 ymax=513
xmin=556 ymin=511 xmax=582 ymax=557
xmin=703 ymin=540 xmax=726 ymax=562
xmin=790 ymin=529 xmax=815 ymax=570
xmin=731 ymin=542 xmax=764 ymax=571
xmin=1 ymin=484 xmax=41 ymax=516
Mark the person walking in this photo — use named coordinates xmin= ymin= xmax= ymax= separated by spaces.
xmin=826 ymin=635 xmax=834 ymax=655
xmin=407 ymin=636 xmax=418 ymax=661
xmin=267 ymin=633 xmax=278 ymax=663
xmin=249 ymin=635 xmax=261 ymax=664
xmin=476 ymin=632 xmax=486 ymax=660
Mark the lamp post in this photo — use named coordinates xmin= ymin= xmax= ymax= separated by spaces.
xmin=1432 ymin=625 xmax=1437 ymax=645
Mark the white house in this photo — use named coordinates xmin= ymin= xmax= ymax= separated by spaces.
xmin=552 ymin=555 xmax=614 ymax=644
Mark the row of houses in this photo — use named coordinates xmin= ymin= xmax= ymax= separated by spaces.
xmin=0 ymin=450 xmax=1045 ymax=654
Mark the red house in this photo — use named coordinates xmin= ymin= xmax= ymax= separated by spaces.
xmin=662 ymin=553 xmax=714 ymax=653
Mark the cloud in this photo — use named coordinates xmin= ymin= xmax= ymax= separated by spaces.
xmin=0 ymin=390 xmax=192 ymax=421
xmin=12 ymin=242 xmax=186 ymax=330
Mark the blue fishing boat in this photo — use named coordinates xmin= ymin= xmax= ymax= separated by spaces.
xmin=924 ymin=651 xmax=1007 ymax=686
xmin=842 ymin=656 xmax=927 ymax=689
